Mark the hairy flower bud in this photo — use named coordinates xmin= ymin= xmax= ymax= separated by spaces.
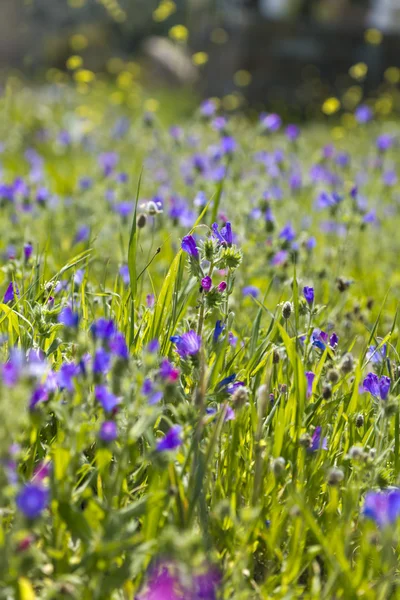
xmin=282 ymin=301 xmax=292 ymax=320
xmin=327 ymin=467 xmax=344 ymax=486
xmin=355 ymin=413 xmax=364 ymax=428
xmin=340 ymin=353 xmax=354 ymax=375
xmin=272 ymin=457 xmax=286 ymax=478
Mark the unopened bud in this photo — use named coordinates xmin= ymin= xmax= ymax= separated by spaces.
xmin=355 ymin=413 xmax=364 ymax=428
xmin=340 ymin=353 xmax=354 ymax=375
xmin=232 ymin=386 xmax=248 ymax=409
xmin=273 ymin=349 xmax=280 ymax=364
xmin=322 ymin=385 xmax=332 ymax=400
xmin=272 ymin=457 xmax=286 ymax=477
xmin=327 ymin=467 xmax=344 ymax=486
xmin=327 ymin=369 xmax=340 ymax=384
xmin=282 ymin=301 xmax=292 ymax=320
xmin=137 ymin=213 xmax=147 ymax=228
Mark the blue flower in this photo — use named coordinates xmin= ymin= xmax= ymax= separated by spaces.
xmin=363 ymin=372 xmax=390 ymax=400
xmin=93 ymin=348 xmax=111 ymax=375
xmin=95 ymin=385 xmax=119 ymax=412
xmin=305 ymin=371 xmax=315 ymax=398
xmin=156 ymin=425 xmax=182 ymax=452
xmin=109 ymin=333 xmax=129 ymax=360
xmin=309 ymin=426 xmax=328 ymax=452
xmin=181 ymin=235 xmax=199 ymax=258
xmin=213 ymin=320 xmax=225 ymax=343
xmin=99 ymin=421 xmax=118 ymax=442
xmin=217 ymin=374 xmax=236 ymax=390
xmin=279 ymin=223 xmax=296 ymax=243
xmin=212 ymin=222 xmax=233 ymax=247
xmin=363 ymin=489 xmax=400 ymax=527
xmin=172 ymin=331 xmax=201 ymax=358
xmin=242 ymin=286 xmax=259 ymax=298
xmin=4 ymin=282 xmax=18 ymax=304
xmin=91 ymin=318 xmax=116 ymax=340
xmin=58 ymin=306 xmax=79 ymax=328
xmin=16 ymin=483 xmax=49 ymax=519
xmin=303 ymin=286 xmax=314 ymax=305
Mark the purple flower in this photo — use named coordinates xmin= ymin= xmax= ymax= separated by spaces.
xmin=2 ymin=350 xmax=24 ymax=386
xmin=363 ymin=489 xmax=400 ymax=527
xmin=147 ymin=339 xmax=160 ymax=353
xmin=29 ymin=385 xmax=49 ymax=410
xmin=16 ymin=484 xmax=49 ymax=519
xmin=218 ymin=281 xmax=227 ymax=292
xmin=93 ymin=348 xmax=111 ymax=375
xmin=212 ymin=222 xmax=233 ymax=247
xmin=355 ymin=105 xmax=373 ymax=124
xmin=142 ymin=379 xmax=163 ymax=405
xmin=376 ymin=134 xmax=393 ymax=153
xmin=119 ymin=264 xmax=130 ymax=285
xmin=99 ymin=152 xmax=119 ymax=176
xmin=95 ymin=385 xmax=119 ymax=412
xmin=173 ymin=330 xmax=201 ymax=358
xmin=221 ymin=136 xmax=236 ymax=155
xmin=201 ymin=276 xmax=212 ymax=292
xmin=137 ymin=563 xmax=185 ymax=599
xmin=200 ymin=99 xmax=217 ymax=118
xmin=242 ymin=286 xmax=259 ymax=298
xmin=74 ymin=225 xmax=90 ymax=244
xmin=366 ymin=344 xmax=387 ymax=364
xmin=156 ymin=425 xmax=182 ymax=452
xmin=109 ymin=332 xmax=129 ymax=360
xmin=91 ymin=318 xmax=116 ymax=340
xmin=329 ymin=333 xmax=339 ymax=348
xmin=363 ymin=372 xmax=391 ymax=400
xmin=310 ymin=426 xmax=328 ymax=452
xmin=271 ymin=250 xmax=288 ymax=266
xmin=305 ymin=371 xmax=315 ymax=398
xmin=303 ymin=286 xmax=314 ymax=305
xmin=285 ymin=124 xmax=300 ymax=141
xmin=4 ymin=282 xmax=18 ymax=304
xmin=99 ymin=421 xmax=118 ymax=442
xmin=159 ymin=359 xmax=179 ymax=382
xmin=261 ymin=113 xmax=282 ymax=132
xmin=24 ymin=243 xmax=33 ymax=261
xmin=57 ymin=363 xmax=79 ymax=392
xmin=58 ymin=306 xmax=79 ymax=328
xmin=213 ymin=320 xmax=225 ymax=343
xmin=181 ymin=235 xmax=199 ymax=258
xmin=279 ymin=223 xmax=296 ymax=243
xmin=193 ymin=566 xmax=221 ymax=600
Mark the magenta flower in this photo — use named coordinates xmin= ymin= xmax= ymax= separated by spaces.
xmin=201 ymin=276 xmax=212 ymax=292
xmin=217 ymin=281 xmax=227 ymax=292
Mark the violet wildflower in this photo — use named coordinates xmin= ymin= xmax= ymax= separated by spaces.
xmin=363 ymin=489 xmax=400 ymax=527
xmin=119 ymin=264 xmax=130 ymax=285
xmin=4 ymin=282 xmax=18 ymax=304
xmin=271 ymin=250 xmax=288 ymax=266
xmin=200 ymin=98 xmax=217 ymax=118
xmin=305 ymin=371 xmax=315 ymax=398
xmin=172 ymin=330 xmax=201 ymax=358
xmin=181 ymin=235 xmax=199 ymax=258
xmin=95 ymin=385 xmax=119 ymax=412
xmin=213 ymin=320 xmax=225 ymax=342
xmin=57 ymin=363 xmax=79 ymax=392
xmin=23 ymin=242 xmax=33 ymax=262
xmin=212 ymin=221 xmax=233 ymax=247
xmin=363 ymin=372 xmax=391 ymax=400
xmin=109 ymin=332 xmax=129 ymax=360
xmin=159 ymin=359 xmax=179 ymax=382
xmin=74 ymin=225 xmax=90 ymax=244
xmin=58 ymin=306 xmax=79 ymax=328
xmin=303 ymin=286 xmax=314 ymax=305
xmin=137 ymin=563 xmax=185 ymax=600
xmin=91 ymin=318 xmax=116 ymax=340
xmin=242 ymin=286 xmax=259 ymax=298
xmin=142 ymin=379 xmax=163 ymax=405
xmin=279 ymin=223 xmax=296 ymax=243
xmin=309 ymin=426 xmax=328 ymax=452
xmin=366 ymin=344 xmax=387 ymax=365
xmin=93 ymin=348 xmax=111 ymax=375
xmin=376 ymin=134 xmax=393 ymax=153
xmin=355 ymin=104 xmax=373 ymax=124
xmin=147 ymin=339 xmax=160 ymax=353
xmin=201 ymin=276 xmax=212 ymax=292
xmin=16 ymin=484 xmax=49 ymax=519
xmin=99 ymin=421 xmax=118 ymax=443
xmin=261 ymin=113 xmax=282 ymax=132
xmin=29 ymin=385 xmax=48 ymax=410
xmin=218 ymin=281 xmax=227 ymax=292
xmin=156 ymin=425 xmax=182 ymax=452
xmin=285 ymin=124 xmax=300 ymax=141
